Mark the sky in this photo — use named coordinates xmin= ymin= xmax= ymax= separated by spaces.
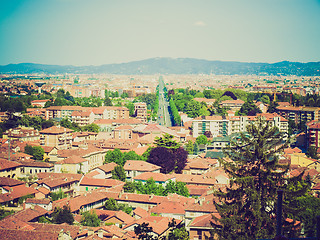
xmin=0 ymin=0 xmax=320 ymax=66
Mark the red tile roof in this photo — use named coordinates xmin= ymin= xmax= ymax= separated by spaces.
xmin=0 ymin=159 xmax=21 ymax=171
xmin=39 ymin=125 xmax=73 ymax=134
xmin=189 ymin=213 xmax=220 ymax=227
xmin=0 ymin=177 xmax=24 ymax=187
xmin=133 ymin=207 xmax=150 ymax=218
xmin=0 ymin=185 xmax=38 ymax=203
xmin=150 ymin=201 xmax=185 ymax=214
xmin=0 ymin=216 xmax=35 ymax=230
xmin=104 ymin=210 xmax=135 ymax=225
xmin=80 ymin=177 xmax=125 ymax=188
xmin=55 ymin=155 xmax=88 ymax=164
xmin=124 ymin=160 xmax=161 ymax=172
xmin=13 ymin=205 xmax=48 ymax=222
xmin=133 ymin=172 xmax=175 ymax=182
xmin=97 ymin=162 xmax=118 ymax=173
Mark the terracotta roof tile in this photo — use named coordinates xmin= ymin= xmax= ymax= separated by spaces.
xmin=0 ymin=159 xmax=22 ymax=170
xmin=133 ymin=172 xmax=174 ymax=182
xmin=0 ymin=177 xmax=24 ymax=187
xmin=13 ymin=205 xmax=48 ymax=222
xmin=133 ymin=207 xmax=150 ymax=218
xmin=80 ymin=177 xmax=125 ymax=188
xmin=97 ymin=162 xmax=118 ymax=173
xmin=39 ymin=125 xmax=73 ymax=134
xmin=150 ymin=201 xmax=185 ymax=214
xmin=124 ymin=160 xmax=161 ymax=172
xmin=55 ymin=156 xmax=88 ymax=164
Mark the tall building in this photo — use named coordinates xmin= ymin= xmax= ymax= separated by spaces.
xmin=134 ymin=102 xmax=147 ymax=123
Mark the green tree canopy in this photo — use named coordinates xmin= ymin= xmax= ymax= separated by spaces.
xmin=111 ymin=165 xmax=126 ymax=181
xmin=211 ymin=118 xmax=306 ymax=239
xmin=154 ymin=133 xmax=180 ymax=150
xmin=196 ymin=135 xmax=208 ymax=145
xmin=52 ymin=205 xmax=74 ymax=225
xmin=104 ymin=148 xmax=125 ymax=166
xmin=81 ymin=210 xmax=100 ymax=227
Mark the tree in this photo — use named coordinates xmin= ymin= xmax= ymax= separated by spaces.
xmin=123 ymin=181 xmax=136 ymax=193
xmin=184 ymin=100 xmax=201 ymax=118
xmin=104 ymin=148 xmax=125 ymax=166
xmin=24 ymin=145 xmax=44 ymax=161
xmin=238 ymin=100 xmax=261 ymax=116
xmin=31 ymin=146 xmax=44 ymax=160
xmin=260 ymin=95 xmax=270 ymax=105
xmin=125 ymin=102 xmax=135 ymax=116
xmin=82 ymin=123 xmax=99 ymax=133
xmin=49 ymin=189 xmax=67 ymax=201
xmin=193 ymin=142 xmax=199 ymax=155
xmin=81 ymin=210 xmax=100 ymax=227
xmin=148 ymin=147 xmax=175 ymax=174
xmin=104 ymin=96 xmax=113 ymax=106
xmin=52 ymin=205 xmax=74 ymax=225
xmin=196 ymin=135 xmax=208 ymax=145
xmin=134 ymin=222 xmax=157 ymax=240
xmin=306 ymin=146 xmax=318 ymax=159
xmin=185 ymin=140 xmax=194 ymax=154
xmin=167 ymin=219 xmax=189 ymax=240
xmin=154 ymin=133 xmax=180 ymax=150
xmin=123 ymin=150 xmax=142 ymax=161
xmin=112 ymin=165 xmax=126 ymax=181
xmin=267 ymin=100 xmax=279 ymax=113
xmin=211 ymin=118 xmax=305 ymax=239
xmin=104 ymin=198 xmax=119 ymax=211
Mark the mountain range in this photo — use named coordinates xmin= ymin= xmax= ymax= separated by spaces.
xmin=1 ymin=58 xmax=320 ymax=76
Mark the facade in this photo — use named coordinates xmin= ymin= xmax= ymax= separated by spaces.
xmin=40 ymin=125 xmax=73 ymax=150
xmin=306 ymin=121 xmax=320 ymax=149
xmin=219 ymin=99 xmax=245 ymax=111
xmin=71 ymin=111 xmax=95 ymax=126
xmin=134 ymin=102 xmax=147 ymax=123
xmin=124 ymin=160 xmax=161 ymax=181
xmin=192 ymin=113 xmax=288 ymax=138
xmin=276 ymin=106 xmax=320 ymax=125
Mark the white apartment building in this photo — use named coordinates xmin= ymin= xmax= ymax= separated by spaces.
xmin=192 ymin=113 xmax=288 ymax=138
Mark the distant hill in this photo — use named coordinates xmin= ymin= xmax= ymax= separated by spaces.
xmin=1 ymin=58 xmax=320 ymax=76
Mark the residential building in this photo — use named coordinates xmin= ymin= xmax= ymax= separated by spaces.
xmin=30 ymin=99 xmax=50 ymax=108
xmin=0 ymin=159 xmax=22 ymax=179
xmin=134 ymin=102 xmax=147 ymax=123
xmin=3 ymin=127 xmax=40 ymax=142
xmin=276 ymin=106 xmax=320 ymax=125
xmin=192 ymin=113 xmax=288 ymax=138
xmin=124 ymin=160 xmax=161 ymax=181
xmin=219 ymin=99 xmax=245 ymax=111
xmin=70 ymin=110 xmax=95 ymax=126
xmin=39 ymin=125 xmax=73 ymax=150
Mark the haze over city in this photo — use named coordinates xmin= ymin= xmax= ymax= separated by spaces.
xmin=1 ymin=0 xmax=320 ymax=66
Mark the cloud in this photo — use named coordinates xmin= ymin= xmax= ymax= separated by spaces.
xmin=193 ymin=21 xmax=207 ymax=27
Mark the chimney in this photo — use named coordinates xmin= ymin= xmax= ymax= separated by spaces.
xmin=98 ymin=229 xmax=103 ymax=238
xmin=88 ymin=228 xmax=94 ymax=236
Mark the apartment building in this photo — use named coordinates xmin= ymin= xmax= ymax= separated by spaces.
xmin=306 ymin=121 xmax=320 ymax=149
xmin=134 ymin=102 xmax=147 ymax=123
xmin=276 ymin=106 xmax=320 ymax=125
xmin=39 ymin=125 xmax=74 ymax=150
xmin=71 ymin=111 xmax=95 ymax=126
xmin=45 ymin=106 xmax=129 ymax=122
xmin=192 ymin=113 xmax=288 ymax=138
xmin=219 ymin=99 xmax=245 ymax=111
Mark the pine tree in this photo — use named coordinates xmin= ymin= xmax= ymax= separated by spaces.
xmin=211 ymin=117 xmax=306 ymax=239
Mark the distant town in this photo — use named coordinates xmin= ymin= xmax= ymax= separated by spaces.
xmin=0 ymin=72 xmax=319 ymax=240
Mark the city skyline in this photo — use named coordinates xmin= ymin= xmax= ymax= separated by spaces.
xmin=1 ymin=0 xmax=320 ymax=66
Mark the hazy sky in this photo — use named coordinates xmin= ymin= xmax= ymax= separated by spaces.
xmin=1 ymin=0 xmax=320 ymax=66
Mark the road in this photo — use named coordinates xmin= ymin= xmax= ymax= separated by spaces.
xmin=157 ymin=77 xmax=172 ymax=127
